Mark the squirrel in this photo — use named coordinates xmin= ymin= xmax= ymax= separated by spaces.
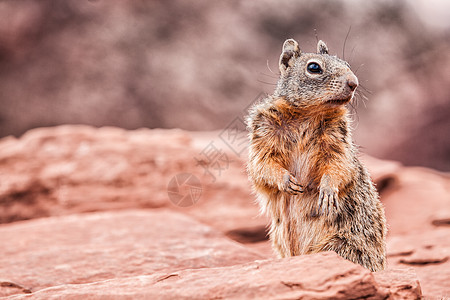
xmin=246 ymin=39 xmax=386 ymax=272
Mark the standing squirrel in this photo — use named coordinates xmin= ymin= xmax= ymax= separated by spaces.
xmin=246 ymin=39 xmax=386 ymax=272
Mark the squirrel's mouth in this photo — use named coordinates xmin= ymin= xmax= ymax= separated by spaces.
xmin=323 ymin=90 xmax=355 ymax=106
xmin=326 ymin=97 xmax=351 ymax=105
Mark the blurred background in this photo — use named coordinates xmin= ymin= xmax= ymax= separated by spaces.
xmin=0 ymin=0 xmax=449 ymax=171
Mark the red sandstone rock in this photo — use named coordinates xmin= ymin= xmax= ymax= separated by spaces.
xmin=1 ymin=126 xmax=450 ymax=298
xmin=381 ymin=167 xmax=450 ymax=236
xmin=387 ymin=229 xmax=450 ymax=298
xmin=399 ymin=248 xmax=449 ymax=265
xmin=0 ymin=210 xmax=262 ymax=297
xmin=379 ymin=165 xmax=450 ymax=298
xmin=0 ymin=126 xmax=194 ymax=222
xmin=373 ymin=268 xmax=422 ymax=300
xmin=431 ymin=209 xmax=450 ymax=227
xmin=7 ymin=252 xmax=421 ymax=300
xmin=0 ymin=126 xmax=268 ymax=236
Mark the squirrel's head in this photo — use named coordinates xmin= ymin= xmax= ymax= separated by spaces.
xmin=275 ymin=39 xmax=358 ymax=107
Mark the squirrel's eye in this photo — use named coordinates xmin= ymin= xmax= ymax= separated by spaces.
xmin=307 ymin=62 xmax=323 ymax=74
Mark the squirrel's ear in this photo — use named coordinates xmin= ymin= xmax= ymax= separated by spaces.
xmin=279 ymin=39 xmax=301 ymax=74
xmin=317 ymin=40 xmax=329 ymax=54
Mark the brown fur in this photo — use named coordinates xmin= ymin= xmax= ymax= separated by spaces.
xmin=246 ymin=39 xmax=386 ymax=272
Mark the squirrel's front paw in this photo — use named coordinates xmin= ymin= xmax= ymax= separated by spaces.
xmin=317 ymin=184 xmax=339 ymax=216
xmin=282 ymin=172 xmax=304 ymax=195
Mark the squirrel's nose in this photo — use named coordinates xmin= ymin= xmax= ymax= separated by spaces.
xmin=347 ymin=74 xmax=358 ymax=91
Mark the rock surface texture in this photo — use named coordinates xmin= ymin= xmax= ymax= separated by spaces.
xmin=1 ymin=125 xmax=449 ymax=298
xmin=7 ymin=252 xmax=421 ymax=300
xmin=0 ymin=210 xmax=262 ymax=294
